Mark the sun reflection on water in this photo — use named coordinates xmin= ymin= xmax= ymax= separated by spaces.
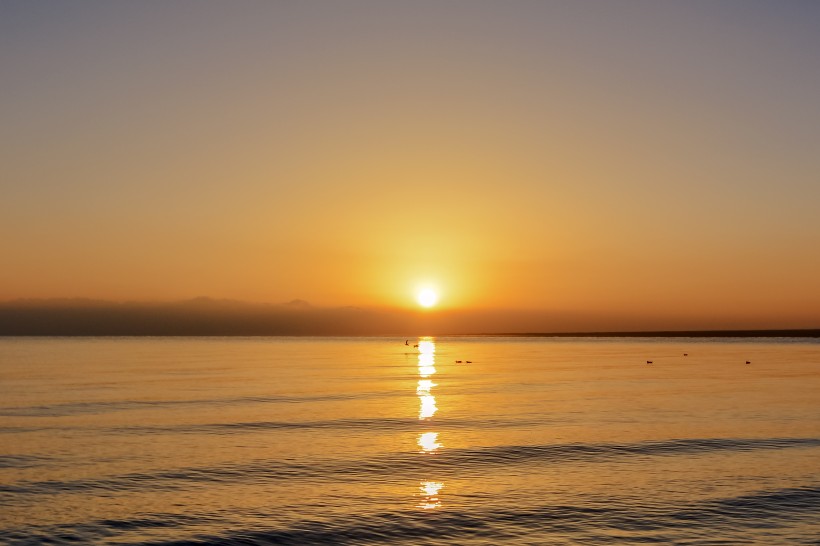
xmin=416 ymin=379 xmax=435 ymax=394
xmin=418 ymin=431 xmax=441 ymax=453
xmin=418 ymin=480 xmax=444 ymax=510
xmin=418 ymin=394 xmax=437 ymax=420
xmin=417 ymin=340 xmax=435 ymax=355
xmin=418 ymin=366 xmax=436 ymax=378
xmin=417 ymin=351 xmax=436 ymax=378
xmin=415 ymin=337 xmax=443 ymax=509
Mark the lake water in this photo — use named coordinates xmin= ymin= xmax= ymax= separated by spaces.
xmin=1 ymin=336 xmax=818 ymax=545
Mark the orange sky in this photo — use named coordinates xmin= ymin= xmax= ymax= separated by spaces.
xmin=2 ymin=2 xmax=819 ymax=330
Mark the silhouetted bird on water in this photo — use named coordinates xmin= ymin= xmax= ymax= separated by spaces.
xmin=683 ymin=353 xmax=688 ymax=357
xmin=646 ymin=360 xmax=653 ymax=364
xmin=405 ymin=340 xmax=409 ymax=346
xmin=746 ymin=360 xmax=751 ymax=364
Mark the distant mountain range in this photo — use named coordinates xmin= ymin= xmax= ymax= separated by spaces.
xmin=0 ymin=298 xmax=398 ymax=336
xmin=0 ymin=298 xmax=818 ymax=337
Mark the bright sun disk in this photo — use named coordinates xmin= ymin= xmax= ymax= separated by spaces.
xmin=417 ymin=288 xmax=438 ymax=308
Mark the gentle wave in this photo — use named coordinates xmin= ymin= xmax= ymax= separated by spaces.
xmin=151 ymin=486 xmax=820 ymax=545
xmin=111 ymin=416 xmax=551 ymax=435
xmin=0 ymin=416 xmax=551 ymax=437
xmin=3 ymin=486 xmax=817 ymax=546
xmin=0 ymin=391 xmax=403 ymax=418
xmin=0 ymin=455 xmax=52 ymax=469
xmin=0 ymin=513 xmax=223 ymax=546
xmin=3 ymin=437 xmax=817 ymax=499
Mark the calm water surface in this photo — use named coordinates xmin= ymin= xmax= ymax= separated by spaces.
xmin=1 ymin=336 xmax=818 ymax=545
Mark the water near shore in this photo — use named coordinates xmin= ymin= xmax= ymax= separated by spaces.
xmin=1 ymin=336 xmax=818 ymax=545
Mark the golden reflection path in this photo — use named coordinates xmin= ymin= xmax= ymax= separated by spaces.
xmin=416 ymin=337 xmax=443 ymax=509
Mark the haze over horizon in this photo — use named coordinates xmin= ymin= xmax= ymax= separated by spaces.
xmin=1 ymin=296 xmax=818 ymax=335
xmin=3 ymin=1 xmax=820 ymax=332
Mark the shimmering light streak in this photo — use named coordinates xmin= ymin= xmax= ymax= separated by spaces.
xmin=418 ymin=481 xmax=444 ymax=510
xmin=417 ymin=379 xmax=435 ymax=395
xmin=419 ymin=394 xmax=438 ymax=420
xmin=418 ymin=432 xmax=442 ymax=453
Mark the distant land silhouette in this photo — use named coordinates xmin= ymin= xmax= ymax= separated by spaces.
xmin=498 ymin=330 xmax=820 ymax=338
xmin=0 ymin=298 xmax=818 ymax=337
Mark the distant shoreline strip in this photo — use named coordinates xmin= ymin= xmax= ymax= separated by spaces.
xmin=487 ymin=329 xmax=820 ymax=338
xmin=1 ymin=329 xmax=819 ymax=338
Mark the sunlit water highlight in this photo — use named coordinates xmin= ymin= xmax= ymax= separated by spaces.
xmin=1 ymin=336 xmax=818 ymax=544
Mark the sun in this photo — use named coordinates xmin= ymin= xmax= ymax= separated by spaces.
xmin=416 ymin=288 xmax=439 ymax=308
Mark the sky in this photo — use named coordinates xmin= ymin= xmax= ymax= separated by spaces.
xmin=2 ymin=1 xmax=819 ymax=332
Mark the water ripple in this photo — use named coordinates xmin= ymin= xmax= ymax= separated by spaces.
xmin=112 ymin=416 xmax=548 ymax=435
xmin=2 ymin=437 xmax=816 ymax=499
xmin=0 ymin=392 xmax=398 ymax=418
xmin=2 ymin=486 xmax=817 ymax=545
xmin=0 ymin=455 xmax=51 ymax=469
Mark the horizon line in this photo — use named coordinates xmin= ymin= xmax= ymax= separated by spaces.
xmin=2 ymin=329 xmax=819 ymax=338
